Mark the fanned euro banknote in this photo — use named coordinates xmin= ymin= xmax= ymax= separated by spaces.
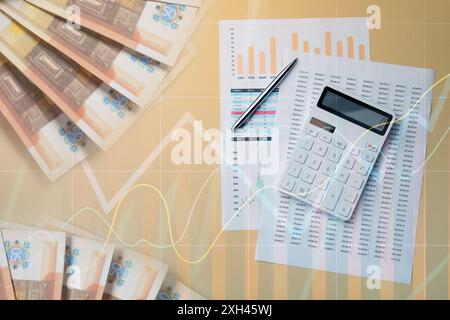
xmin=0 ymin=0 xmax=169 ymax=108
xmin=0 ymin=54 xmax=96 ymax=181
xmin=39 ymin=215 xmax=206 ymax=300
xmin=0 ymin=231 xmax=15 ymax=300
xmin=38 ymin=215 xmax=169 ymax=300
xmin=0 ymin=13 xmax=195 ymax=152
xmin=25 ymin=0 xmax=199 ymax=66
xmin=62 ymin=235 xmax=114 ymax=300
xmin=0 ymin=12 xmax=143 ymax=151
xmin=1 ymin=228 xmax=66 ymax=300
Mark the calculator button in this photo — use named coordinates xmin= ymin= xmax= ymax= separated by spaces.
xmin=342 ymin=157 xmax=356 ymax=170
xmin=333 ymin=138 xmax=346 ymax=150
xmin=308 ymin=190 xmax=324 ymax=204
xmin=361 ymin=151 xmax=375 ymax=163
xmin=315 ymin=173 xmax=330 ymax=190
xmin=320 ymin=160 xmax=336 ymax=176
xmin=336 ymin=170 xmax=350 ymax=183
xmin=365 ymin=143 xmax=379 ymax=153
xmin=281 ymin=175 xmax=296 ymax=192
xmin=305 ymin=126 xmax=318 ymax=137
xmin=313 ymin=143 xmax=328 ymax=157
xmin=356 ymin=162 xmax=370 ymax=176
xmin=300 ymin=170 xmax=316 ymax=184
xmin=295 ymin=183 xmax=310 ymax=198
xmin=350 ymin=147 xmax=360 ymax=156
xmin=299 ymin=138 xmax=314 ymax=151
xmin=326 ymin=148 xmax=342 ymax=163
xmin=306 ymin=154 xmax=322 ymax=170
xmin=349 ymin=174 xmax=364 ymax=190
xmin=287 ymin=163 xmax=302 ymax=178
xmin=343 ymin=189 xmax=358 ymax=204
xmin=319 ymin=132 xmax=332 ymax=144
xmin=336 ymin=202 xmax=352 ymax=218
xmin=323 ymin=183 xmax=344 ymax=211
xmin=293 ymin=150 xmax=308 ymax=164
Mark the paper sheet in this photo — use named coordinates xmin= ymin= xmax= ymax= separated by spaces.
xmin=220 ymin=18 xmax=371 ymax=230
xmin=256 ymin=55 xmax=434 ymax=284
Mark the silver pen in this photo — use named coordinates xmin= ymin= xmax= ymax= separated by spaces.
xmin=231 ymin=57 xmax=298 ymax=132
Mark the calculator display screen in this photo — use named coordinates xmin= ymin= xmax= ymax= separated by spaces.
xmin=318 ymin=87 xmax=393 ymax=135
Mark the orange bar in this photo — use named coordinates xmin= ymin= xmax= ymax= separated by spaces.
xmin=248 ymin=46 xmax=255 ymax=74
xmin=237 ymin=54 xmax=243 ymax=75
xmin=270 ymin=37 xmax=277 ymax=74
xmin=314 ymin=48 xmax=321 ymax=55
xmin=292 ymin=33 xmax=299 ymax=51
xmin=348 ymin=37 xmax=354 ymax=59
xmin=337 ymin=41 xmax=343 ymax=57
xmin=325 ymin=32 xmax=332 ymax=56
xmin=358 ymin=44 xmax=366 ymax=60
xmin=303 ymin=41 xmax=310 ymax=53
xmin=259 ymin=51 xmax=266 ymax=74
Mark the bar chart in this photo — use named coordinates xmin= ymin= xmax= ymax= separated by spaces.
xmin=223 ymin=18 xmax=371 ymax=79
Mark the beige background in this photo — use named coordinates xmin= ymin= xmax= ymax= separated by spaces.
xmin=0 ymin=0 xmax=449 ymax=299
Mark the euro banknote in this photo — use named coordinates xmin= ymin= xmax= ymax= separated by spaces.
xmin=0 ymin=54 xmax=96 ymax=181
xmin=39 ymin=215 xmax=206 ymax=300
xmin=0 ymin=0 xmax=169 ymax=108
xmin=62 ymin=235 xmax=114 ymax=300
xmin=1 ymin=228 xmax=66 ymax=300
xmin=0 ymin=231 xmax=15 ymax=300
xmin=0 ymin=12 xmax=143 ymax=151
xmin=157 ymin=274 xmax=204 ymax=300
xmin=26 ymin=0 xmax=199 ymax=66
xmin=102 ymin=247 xmax=168 ymax=300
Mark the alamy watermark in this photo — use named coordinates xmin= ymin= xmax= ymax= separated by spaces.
xmin=366 ymin=265 xmax=382 ymax=290
xmin=367 ymin=5 xmax=382 ymax=30
xmin=170 ymin=121 xmax=281 ymax=175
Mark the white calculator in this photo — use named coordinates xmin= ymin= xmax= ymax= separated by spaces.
xmin=279 ymin=86 xmax=395 ymax=221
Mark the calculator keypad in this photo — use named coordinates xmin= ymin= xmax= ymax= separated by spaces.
xmin=279 ymin=124 xmax=380 ymax=220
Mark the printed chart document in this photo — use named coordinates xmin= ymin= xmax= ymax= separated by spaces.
xmin=220 ymin=18 xmax=371 ymax=230
xmin=256 ymin=55 xmax=434 ymax=284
